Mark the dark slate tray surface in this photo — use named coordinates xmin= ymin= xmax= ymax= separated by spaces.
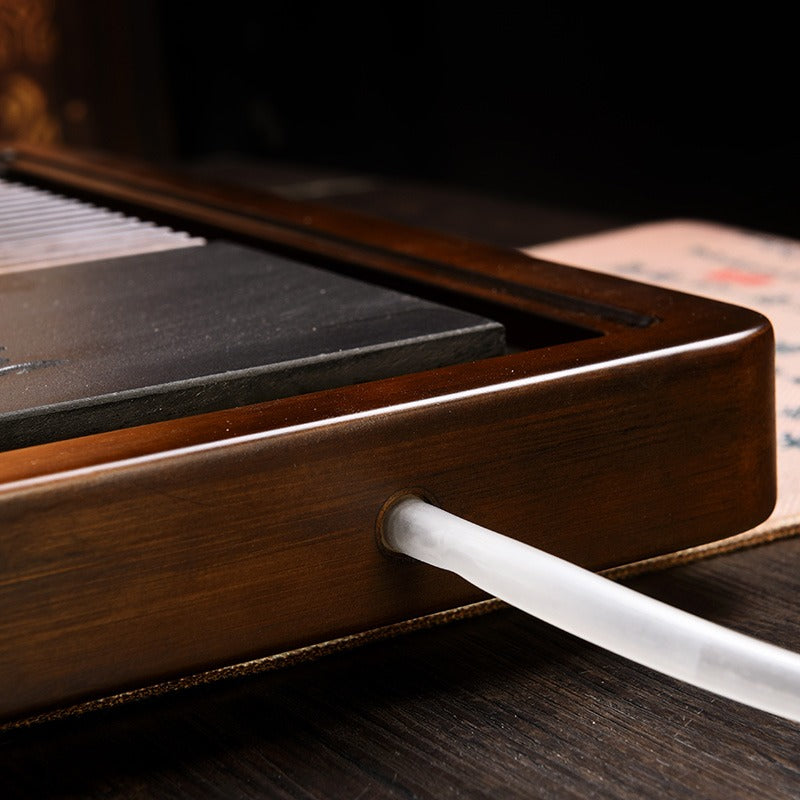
xmin=0 ymin=242 xmax=504 ymax=448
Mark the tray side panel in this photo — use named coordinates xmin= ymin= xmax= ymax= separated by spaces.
xmin=0 ymin=325 xmax=775 ymax=721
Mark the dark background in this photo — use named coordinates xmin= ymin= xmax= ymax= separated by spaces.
xmin=4 ymin=8 xmax=800 ymax=798
xmin=4 ymin=3 xmax=799 ymax=236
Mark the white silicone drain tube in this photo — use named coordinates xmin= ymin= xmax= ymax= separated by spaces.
xmin=382 ymin=496 xmax=800 ymax=724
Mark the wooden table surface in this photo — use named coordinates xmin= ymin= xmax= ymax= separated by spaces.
xmin=3 ymin=164 xmax=798 ymax=799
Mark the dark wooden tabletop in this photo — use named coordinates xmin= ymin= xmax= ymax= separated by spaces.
xmin=3 ymin=163 xmax=798 ymax=799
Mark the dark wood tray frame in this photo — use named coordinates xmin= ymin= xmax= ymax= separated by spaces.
xmin=0 ymin=145 xmax=776 ymax=723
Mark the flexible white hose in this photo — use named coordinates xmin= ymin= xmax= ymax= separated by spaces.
xmin=382 ymin=496 xmax=800 ymax=724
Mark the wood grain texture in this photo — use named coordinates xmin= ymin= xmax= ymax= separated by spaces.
xmin=0 ymin=146 xmax=777 ymax=723
xmin=2 ymin=537 xmax=799 ymax=799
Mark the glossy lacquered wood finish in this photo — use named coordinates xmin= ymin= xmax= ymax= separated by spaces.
xmin=0 ymin=146 xmax=776 ymax=723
